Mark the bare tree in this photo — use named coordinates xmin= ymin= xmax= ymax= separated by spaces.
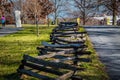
xmin=21 ymin=0 xmax=54 ymax=36
xmin=0 ymin=0 xmax=13 ymax=16
xmin=23 ymin=0 xmax=42 ymax=36
xmin=98 ymin=0 xmax=120 ymax=25
xmin=73 ymin=0 xmax=98 ymax=25
xmin=49 ymin=0 xmax=68 ymax=24
xmin=0 ymin=0 xmax=54 ymax=26
xmin=40 ymin=0 xmax=54 ymax=27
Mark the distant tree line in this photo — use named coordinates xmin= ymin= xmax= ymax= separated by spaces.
xmin=72 ymin=0 xmax=120 ymax=25
xmin=0 ymin=0 xmax=120 ymax=25
xmin=0 ymin=0 xmax=54 ymax=24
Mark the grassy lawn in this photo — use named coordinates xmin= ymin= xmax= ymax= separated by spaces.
xmin=0 ymin=25 xmax=55 ymax=80
xmin=0 ymin=25 xmax=109 ymax=80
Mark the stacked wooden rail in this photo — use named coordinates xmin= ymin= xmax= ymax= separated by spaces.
xmin=17 ymin=22 xmax=91 ymax=80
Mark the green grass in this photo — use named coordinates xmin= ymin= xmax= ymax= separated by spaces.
xmin=0 ymin=25 xmax=109 ymax=80
xmin=77 ymin=40 xmax=109 ymax=80
xmin=0 ymin=25 xmax=55 ymax=80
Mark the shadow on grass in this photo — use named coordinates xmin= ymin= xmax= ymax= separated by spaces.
xmin=1 ymin=73 xmax=22 ymax=80
xmin=80 ymin=74 xmax=110 ymax=80
xmin=1 ymin=73 xmax=109 ymax=80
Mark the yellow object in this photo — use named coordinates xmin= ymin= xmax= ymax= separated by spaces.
xmin=107 ymin=17 xmax=110 ymax=25
xmin=77 ymin=18 xmax=80 ymax=25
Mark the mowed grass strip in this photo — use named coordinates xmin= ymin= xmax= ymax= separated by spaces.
xmin=0 ymin=25 xmax=109 ymax=80
xmin=77 ymin=26 xmax=109 ymax=80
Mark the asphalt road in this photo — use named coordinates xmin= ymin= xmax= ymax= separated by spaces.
xmin=84 ymin=26 xmax=120 ymax=80
xmin=0 ymin=27 xmax=22 ymax=36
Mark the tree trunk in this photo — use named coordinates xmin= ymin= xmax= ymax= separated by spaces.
xmin=55 ymin=11 xmax=57 ymax=25
xmin=112 ymin=0 xmax=117 ymax=25
xmin=35 ymin=15 xmax=39 ymax=36
xmin=36 ymin=21 xmax=39 ymax=36
xmin=36 ymin=19 xmax=39 ymax=36
xmin=83 ymin=0 xmax=86 ymax=25
xmin=83 ymin=12 xmax=86 ymax=25
xmin=113 ymin=10 xmax=116 ymax=25
xmin=54 ymin=0 xmax=57 ymax=25
xmin=47 ymin=16 xmax=49 ymax=27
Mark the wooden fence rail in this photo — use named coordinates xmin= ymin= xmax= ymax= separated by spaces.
xmin=17 ymin=22 xmax=91 ymax=80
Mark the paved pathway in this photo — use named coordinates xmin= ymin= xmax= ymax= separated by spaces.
xmin=84 ymin=26 xmax=120 ymax=80
xmin=0 ymin=27 xmax=22 ymax=36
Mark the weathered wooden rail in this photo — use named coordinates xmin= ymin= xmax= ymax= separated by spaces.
xmin=37 ymin=46 xmax=90 ymax=57
xmin=18 ymin=55 xmax=84 ymax=80
xmin=50 ymin=31 xmax=87 ymax=44
xmin=50 ymin=32 xmax=87 ymax=40
xmin=37 ymin=43 xmax=87 ymax=56
xmin=18 ymin=22 xmax=91 ymax=80
xmin=59 ymin=22 xmax=78 ymax=27
xmin=42 ymin=41 xmax=86 ymax=48
xmin=50 ymin=36 xmax=86 ymax=44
